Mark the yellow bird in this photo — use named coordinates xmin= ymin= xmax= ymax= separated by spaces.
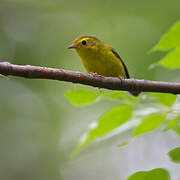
xmin=68 ymin=36 xmax=139 ymax=96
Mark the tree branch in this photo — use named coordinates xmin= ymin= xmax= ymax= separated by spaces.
xmin=0 ymin=62 xmax=179 ymax=95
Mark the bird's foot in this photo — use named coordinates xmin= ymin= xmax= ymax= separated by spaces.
xmin=89 ymin=72 xmax=103 ymax=78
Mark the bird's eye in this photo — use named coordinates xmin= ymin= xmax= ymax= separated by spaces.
xmin=81 ymin=40 xmax=87 ymax=45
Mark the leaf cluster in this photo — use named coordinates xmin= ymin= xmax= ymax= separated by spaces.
xmin=65 ymin=21 xmax=180 ymax=179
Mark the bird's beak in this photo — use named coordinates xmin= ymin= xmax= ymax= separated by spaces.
xmin=68 ymin=44 xmax=76 ymax=49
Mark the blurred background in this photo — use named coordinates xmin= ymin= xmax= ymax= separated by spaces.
xmin=0 ymin=0 xmax=180 ymax=179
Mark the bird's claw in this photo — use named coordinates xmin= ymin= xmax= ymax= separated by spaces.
xmin=89 ymin=72 xmax=103 ymax=78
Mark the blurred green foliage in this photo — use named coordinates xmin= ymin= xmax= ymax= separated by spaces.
xmin=1 ymin=0 xmax=180 ymax=180
xmin=168 ymin=147 xmax=180 ymax=163
xmin=134 ymin=113 xmax=166 ymax=136
xmin=65 ymin=88 xmax=99 ymax=106
xmin=83 ymin=105 xmax=133 ymax=144
xmin=127 ymin=168 xmax=170 ymax=180
xmin=153 ymin=21 xmax=180 ymax=51
xmin=153 ymin=21 xmax=180 ymax=69
xmin=65 ymin=16 xmax=180 ymax=179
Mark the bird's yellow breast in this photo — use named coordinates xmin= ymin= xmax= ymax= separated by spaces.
xmin=76 ymin=45 xmax=127 ymax=78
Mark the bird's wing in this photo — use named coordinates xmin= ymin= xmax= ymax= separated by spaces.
xmin=111 ymin=48 xmax=130 ymax=78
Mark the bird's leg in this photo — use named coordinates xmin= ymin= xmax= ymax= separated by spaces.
xmin=118 ymin=75 xmax=125 ymax=87
xmin=118 ymin=75 xmax=124 ymax=81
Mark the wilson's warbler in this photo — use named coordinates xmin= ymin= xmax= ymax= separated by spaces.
xmin=68 ymin=36 xmax=139 ymax=96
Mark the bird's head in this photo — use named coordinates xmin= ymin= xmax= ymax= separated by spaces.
xmin=68 ymin=36 xmax=102 ymax=54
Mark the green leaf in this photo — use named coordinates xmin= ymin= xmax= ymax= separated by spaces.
xmin=127 ymin=168 xmax=170 ymax=180
xmin=82 ymin=105 xmax=133 ymax=145
xmin=65 ymin=88 xmax=99 ymax=106
xmin=100 ymin=90 xmax=127 ymax=99
xmin=168 ymin=147 xmax=180 ymax=163
xmin=134 ymin=113 xmax=166 ymax=136
xmin=173 ymin=125 xmax=180 ymax=135
xmin=164 ymin=117 xmax=180 ymax=132
xmin=171 ymin=118 xmax=180 ymax=135
xmin=100 ymin=89 xmax=141 ymax=102
xmin=152 ymin=21 xmax=180 ymax=69
xmin=158 ymin=48 xmax=180 ymax=69
xmin=148 ymin=93 xmax=177 ymax=106
xmin=153 ymin=21 xmax=180 ymax=51
xmin=164 ymin=97 xmax=180 ymax=134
